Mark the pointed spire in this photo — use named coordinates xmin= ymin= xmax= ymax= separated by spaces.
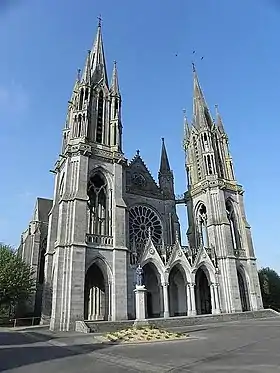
xmin=159 ymin=138 xmax=171 ymax=174
xmin=192 ymin=64 xmax=212 ymax=129
xmin=183 ymin=109 xmax=190 ymax=140
xmin=91 ymin=20 xmax=108 ymax=84
xmin=81 ymin=19 xmax=108 ymax=87
xmin=193 ymin=63 xmax=208 ymax=109
xmin=110 ymin=61 xmax=120 ymax=96
xmin=82 ymin=50 xmax=91 ymax=83
xmin=215 ymin=104 xmax=225 ymax=133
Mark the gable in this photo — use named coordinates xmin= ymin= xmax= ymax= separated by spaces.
xmin=126 ymin=154 xmax=162 ymax=198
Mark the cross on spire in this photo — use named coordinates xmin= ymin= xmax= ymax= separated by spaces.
xmin=97 ymin=14 xmax=102 ymax=27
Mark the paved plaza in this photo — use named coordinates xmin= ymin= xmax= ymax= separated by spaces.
xmin=1 ymin=317 xmax=280 ymax=372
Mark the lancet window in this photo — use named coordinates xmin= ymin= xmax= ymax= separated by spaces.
xmin=226 ymin=200 xmax=241 ymax=254
xmin=197 ymin=204 xmax=208 ymax=248
xmin=96 ymin=91 xmax=104 ymax=143
xmin=87 ymin=173 xmax=109 ymax=236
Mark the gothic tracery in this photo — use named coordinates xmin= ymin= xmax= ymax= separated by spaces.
xmin=129 ymin=205 xmax=162 ymax=261
xmin=87 ymin=173 xmax=109 ymax=236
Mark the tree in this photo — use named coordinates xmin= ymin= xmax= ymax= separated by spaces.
xmin=0 ymin=243 xmax=35 ymax=316
xmin=258 ymin=267 xmax=280 ymax=311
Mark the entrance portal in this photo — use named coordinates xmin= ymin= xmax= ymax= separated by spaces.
xmin=195 ymin=267 xmax=212 ymax=315
xmin=143 ymin=262 xmax=161 ymax=318
xmin=237 ymin=269 xmax=249 ymax=312
xmin=169 ymin=265 xmax=187 ymax=316
xmin=84 ymin=263 xmax=108 ymax=320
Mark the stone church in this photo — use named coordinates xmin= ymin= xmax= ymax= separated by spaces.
xmin=18 ymin=22 xmax=263 ymax=331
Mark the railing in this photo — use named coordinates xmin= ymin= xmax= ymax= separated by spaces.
xmin=86 ymin=234 xmax=113 ymax=246
xmin=0 ymin=316 xmax=42 ymax=328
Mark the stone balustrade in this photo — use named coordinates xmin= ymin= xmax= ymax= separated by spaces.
xmin=86 ymin=234 xmax=113 ymax=246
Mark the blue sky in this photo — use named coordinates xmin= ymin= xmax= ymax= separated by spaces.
xmin=0 ymin=0 xmax=279 ymax=272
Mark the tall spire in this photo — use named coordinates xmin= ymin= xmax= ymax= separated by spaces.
xmin=110 ymin=61 xmax=120 ymax=96
xmin=159 ymin=137 xmax=171 ymax=174
xmin=81 ymin=19 xmax=108 ymax=87
xmin=192 ymin=63 xmax=212 ymax=129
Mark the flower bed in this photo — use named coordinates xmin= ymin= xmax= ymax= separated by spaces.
xmin=102 ymin=325 xmax=188 ymax=344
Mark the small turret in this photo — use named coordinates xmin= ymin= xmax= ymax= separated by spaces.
xmin=158 ymin=138 xmax=174 ymax=199
xmin=109 ymin=61 xmax=122 ymax=151
xmin=215 ymin=104 xmax=226 ymax=135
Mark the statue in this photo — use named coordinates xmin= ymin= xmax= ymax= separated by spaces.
xmin=136 ymin=265 xmax=144 ymax=287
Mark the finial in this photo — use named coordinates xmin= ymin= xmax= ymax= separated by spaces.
xmin=97 ymin=14 xmax=102 ymax=27
xmin=215 ymin=104 xmax=219 ymax=113
xmin=136 ymin=149 xmax=140 ymax=156
xmin=161 ymin=137 xmax=165 ymax=144
xmin=113 ymin=60 xmax=117 ymax=67
xmin=77 ymin=68 xmax=81 ymax=81
xmin=192 ymin=62 xmax=196 ymax=73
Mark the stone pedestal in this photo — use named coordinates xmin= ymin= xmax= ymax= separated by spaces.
xmin=134 ymin=285 xmax=147 ymax=320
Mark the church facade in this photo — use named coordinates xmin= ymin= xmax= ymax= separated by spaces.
xmin=18 ymin=23 xmax=263 ymax=331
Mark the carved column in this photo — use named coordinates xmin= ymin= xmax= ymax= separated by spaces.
xmin=210 ymin=283 xmax=221 ymax=314
xmin=108 ymin=282 xmax=112 ymax=321
xmin=96 ymin=288 xmax=100 ymax=319
xmin=210 ymin=284 xmax=215 ymax=314
xmin=214 ymin=284 xmax=221 ymax=314
xmin=88 ymin=287 xmax=93 ymax=320
xmin=186 ymin=283 xmax=191 ymax=315
xmin=162 ymin=282 xmax=170 ymax=318
xmin=188 ymin=283 xmax=197 ymax=316
xmin=92 ymin=287 xmax=96 ymax=320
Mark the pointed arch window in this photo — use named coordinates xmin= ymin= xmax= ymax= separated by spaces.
xmin=96 ymin=91 xmax=104 ymax=143
xmin=87 ymin=173 xmax=109 ymax=236
xmin=79 ymin=88 xmax=84 ymax=110
xmin=226 ymin=200 xmax=241 ymax=255
xmin=85 ymin=88 xmax=89 ymax=101
xmin=73 ymin=115 xmax=78 ymax=137
xmin=207 ymin=154 xmax=213 ymax=174
xmin=202 ymin=133 xmax=209 ymax=151
xmin=59 ymin=173 xmax=65 ymax=198
xmin=114 ymin=98 xmax=118 ymax=118
xmin=197 ymin=204 xmax=208 ymax=248
xmin=78 ymin=114 xmax=82 ymax=137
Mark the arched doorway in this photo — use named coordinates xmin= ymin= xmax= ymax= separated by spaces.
xmin=169 ymin=265 xmax=187 ymax=316
xmin=195 ymin=267 xmax=212 ymax=315
xmin=143 ymin=262 xmax=162 ymax=318
xmin=84 ymin=263 xmax=108 ymax=320
xmin=237 ymin=269 xmax=250 ymax=312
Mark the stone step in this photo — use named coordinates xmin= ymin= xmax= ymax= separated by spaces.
xmin=76 ymin=309 xmax=279 ymax=334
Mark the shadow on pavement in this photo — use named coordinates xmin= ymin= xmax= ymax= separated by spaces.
xmin=0 ymin=330 xmax=115 ymax=372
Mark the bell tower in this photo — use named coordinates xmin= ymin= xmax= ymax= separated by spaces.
xmin=183 ymin=65 xmax=263 ymax=313
xmin=42 ymin=21 xmax=128 ymax=331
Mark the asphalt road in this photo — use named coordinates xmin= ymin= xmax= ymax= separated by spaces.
xmin=1 ymin=317 xmax=280 ymax=372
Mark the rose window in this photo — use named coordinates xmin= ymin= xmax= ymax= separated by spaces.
xmin=129 ymin=205 xmax=162 ymax=254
